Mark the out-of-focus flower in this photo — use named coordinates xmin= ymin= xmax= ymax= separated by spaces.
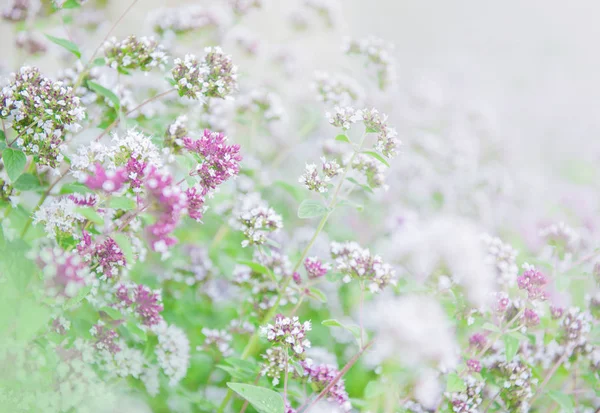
xmin=363 ymin=294 xmax=459 ymax=369
xmin=301 ymin=360 xmax=351 ymax=411
xmin=343 ymin=35 xmax=395 ymax=90
xmin=152 ymin=321 xmax=190 ymax=386
xmin=313 ymin=72 xmax=364 ymax=107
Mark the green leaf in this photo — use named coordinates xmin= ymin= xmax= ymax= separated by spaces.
xmin=346 ymin=177 xmax=374 ymax=193
xmin=503 ymin=334 xmax=520 ymax=362
xmin=75 ymin=207 xmax=103 ymax=226
xmin=481 ymin=322 xmax=501 ymax=333
xmin=336 ymin=199 xmax=364 ymax=212
xmin=308 ymin=288 xmax=327 ymax=303
xmin=2 ymin=148 xmax=27 ymax=182
xmin=127 ymin=321 xmax=147 ymax=342
xmin=87 ymin=81 xmax=121 ymax=110
xmin=63 ymin=284 xmax=92 ymax=310
xmin=112 ymin=233 xmax=134 ymax=267
xmin=298 ymin=199 xmax=328 ymax=219
xmin=547 ymin=390 xmax=574 ymax=413
xmin=92 ymin=57 xmax=106 ymax=67
xmin=237 ymin=259 xmax=277 ymax=284
xmin=446 ymin=373 xmax=466 ymax=393
xmin=13 ymin=173 xmax=42 ymax=191
xmin=322 ymin=319 xmax=361 ymax=339
xmin=362 ymin=150 xmax=390 ymax=167
xmin=44 ymin=34 xmax=81 ymax=58
xmin=226 ymin=383 xmax=285 ymax=413
xmin=335 ymin=134 xmax=351 ymax=143
xmin=274 ymin=180 xmax=303 ymax=202
xmin=99 ymin=306 xmax=122 ymax=320
xmin=62 ymin=0 xmax=82 ymax=9
xmin=0 ymin=130 xmax=6 ymax=150
xmin=107 ymin=196 xmax=136 ymax=210
xmin=60 ymin=182 xmax=93 ymax=195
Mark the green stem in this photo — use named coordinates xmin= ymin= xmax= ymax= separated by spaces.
xmin=218 ymin=134 xmax=365 ymax=413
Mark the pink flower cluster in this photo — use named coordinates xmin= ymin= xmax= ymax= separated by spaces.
xmin=91 ymin=323 xmax=121 ymax=354
xmin=183 ymin=129 xmax=242 ymax=191
xmin=78 ymin=231 xmax=126 ymax=279
xmin=301 ymin=361 xmax=352 ymax=412
xmin=304 ymin=257 xmax=330 ymax=279
xmin=85 ymin=163 xmax=128 ymax=193
xmin=38 ymin=247 xmax=90 ymax=299
xmin=116 ymin=283 xmax=164 ymax=326
xmin=144 ymin=167 xmax=187 ymax=253
xmin=517 ymin=267 xmax=548 ymax=300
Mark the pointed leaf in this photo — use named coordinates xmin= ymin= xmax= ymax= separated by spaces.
xmin=2 ymin=148 xmax=27 ymax=182
xmin=362 ymin=150 xmax=390 ymax=167
xmin=298 ymin=199 xmax=328 ymax=219
xmin=45 ymin=34 xmax=81 ymax=58
xmin=227 ymin=383 xmax=285 ymax=413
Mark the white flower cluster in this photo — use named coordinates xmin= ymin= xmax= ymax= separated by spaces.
xmin=260 ymin=315 xmax=312 ymax=354
xmin=0 ymin=66 xmax=85 ymax=167
xmin=561 ymin=307 xmax=592 ymax=355
xmin=342 ymin=35 xmax=396 ymax=90
xmin=233 ymin=193 xmax=283 ymax=247
xmin=313 ymin=71 xmax=364 ymax=107
xmin=299 ymin=157 xmax=343 ymax=193
xmin=351 ymin=153 xmax=386 ymax=189
xmin=148 ymin=5 xmax=230 ymax=35
xmin=236 ymin=88 xmax=286 ymax=126
xmin=152 ymin=321 xmax=190 ymax=386
xmin=538 ymin=221 xmax=580 ymax=251
xmin=172 ymin=48 xmax=238 ymax=100
xmin=103 ymin=35 xmax=169 ymax=73
xmin=330 ymin=241 xmax=397 ymax=292
xmin=481 ymin=233 xmax=519 ymax=287
xmin=446 ymin=375 xmax=484 ymax=413
xmin=33 ymin=197 xmax=86 ymax=238
xmin=199 ymin=328 xmax=233 ymax=357
xmin=260 ymin=346 xmax=287 ymax=385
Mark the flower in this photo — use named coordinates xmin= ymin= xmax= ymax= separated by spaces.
xmin=78 ymin=231 xmax=127 ymax=279
xmin=301 ymin=360 xmax=351 ymax=411
xmin=152 ymin=321 xmax=190 ymax=386
xmin=481 ymin=234 xmax=519 ymax=287
xmin=90 ymin=323 xmax=121 ymax=354
xmin=304 ymin=257 xmax=330 ymax=279
xmin=260 ymin=315 xmax=312 ymax=354
xmin=37 ymin=247 xmax=91 ymax=301
xmin=172 ymin=48 xmax=238 ymax=100
xmin=116 ymin=282 xmax=164 ymax=326
xmin=0 ymin=66 xmax=85 ymax=167
xmin=183 ymin=129 xmax=242 ymax=191
xmin=260 ymin=346 xmax=287 ymax=385
xmin=236 ymin=195 xmax=283 ymax=247
xmin=84 ymin=163 xmax=128 ymax=193
xmin=342 ymin=35 xmax=395 ymax=90
xmin=33 ymin=196 xmax=86 ymax=238
xmin=313 ymin=71 xmax=364 ymax=107
xmin=199 ymin=328 xmax=233 ymax=357
xmin=103 ymin=35 xmax=168 ymax=72
xmin=517 ymin=265 xmax=548 ymax=301
xmin=330 ymin=241 xmax=397 ymax=292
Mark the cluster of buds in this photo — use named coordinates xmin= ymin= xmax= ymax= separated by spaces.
xmin=304 ymin=257 xmax=330 ymax=279
xmin=78 ymin=231 xmax=127 ymax=279
xmin=103 ymin=36 xmax=168 ymax=73
xmin=229 ymin=0 xmax=262 ymax=16
xmin=327 ymin=106 xmax=400 ymax=159
xmin=493 ymin=360 xmax=536 ymax=412
xmin=172 ymin=48 xmax=238 ymax=100
xmin=330 ymin=241 xmax=397 ymax=292
xmin=298 ymin=157 xmax=342 ymax=193
xmin=236 ymin=196 xmax=283 ymax=248
xmin=91 ymin=323 xmax=121 ymax=355
xmin=517 ymin=264 xmax=549 ymax=301
xmin=0 ymin=66 xmax=85 ymax=167
xmin=446 ymin=375 xmax=484 ymax=413
xmin=148 ymin=5 xmax=227 ymax=35
xmin=199 ymin=328 xmax=233 ymax=357
xmin=182 ymin=129 xmax=242 ymax=191
xmin=260 ymin=346 xmax=287 ymax=385
xmin=561 ymin=307 xmax=592 ymax=355
xmin=115 ymin=282 xmax=164 ymax=326
xmin=343 ymin=35 xmax=395 ymax=90
xmin=301 ymin=360 xmax=352 ymax=411
xmin=164 ymin=115 xmax=188 ymax=152
xmin=2 ymin=0 xmax=39 ymax=22
xmin=481 ymin=234 xmax=519 ymax=287
xmin=351 ymin=153 xmax=386 ymax=189
xmin=313 ymin=71 xmax=364 ymax=107
xmin=260 ymin=315 xmax=312 ymax=355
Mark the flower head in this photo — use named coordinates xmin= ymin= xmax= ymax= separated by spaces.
xmin=260 ymin=315 xmax=312 ymax=354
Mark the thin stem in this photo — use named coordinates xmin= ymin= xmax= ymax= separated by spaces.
xmin=219 ymin=134 xmax=367 ymax=413
xmin=7 ymin=121 xmax=36 ymax=147
xmin=95 ymin=88 xmax=176 ymax=141
xmin=530 ymin=352 xmax=569 ymax=405
xmin=74 ymin=0 xmax=140 ymax=89
xmin=358 ymin=283 xmax=365 ymax=348
xmin=283 ymin=348 xmax=290 ymax=408
xmin=300 ymin=339 xmax=375 ymax=413
xmin=290 ymin=294 xmax=306 ymax=317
